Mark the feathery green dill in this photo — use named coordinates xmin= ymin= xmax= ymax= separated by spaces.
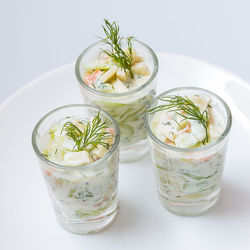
xmin=100 ymin=19 xmax=134 ymax=78
xmin=61 ymin=112 xmax=113 ymax=151
xmin=148 ymin=95 xmax=209 ymax=143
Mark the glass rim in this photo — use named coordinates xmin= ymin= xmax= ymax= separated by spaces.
xmin=32 ymin=104 xmax=120 ymax=170
xmin=145 ymin=86 xmax=232 ymax=152
xmin=75 ymin=39 xmax=159 ymax=97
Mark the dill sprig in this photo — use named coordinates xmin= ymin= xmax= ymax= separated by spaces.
xmin=61 ymin=112 xmax=113 ymax=151
xmin=100 ymin=19 xmax=134 ymax=78
xmin=148 ymin=95 xmax=209 ymax=143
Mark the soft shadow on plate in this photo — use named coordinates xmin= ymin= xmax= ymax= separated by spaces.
xmin=207 ymin=179 xmax=250 ymax=217
xmin=103 ymin=198 xmax=139 ymax=234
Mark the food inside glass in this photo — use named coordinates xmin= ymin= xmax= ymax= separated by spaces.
xmin=145 ymin=87 xmax=232 ymax=216
xmin=75 ymin=19 xmax=158 ymax=162
xmin=32 ymin=104 xmax=120 ymax=234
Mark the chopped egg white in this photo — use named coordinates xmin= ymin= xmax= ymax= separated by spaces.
xmin=113 ymin=79 xmax=128 ymax=93
xmin=189 ymin=94 xmax=211 ymax=112
xmin=62 ymin=151 xmax=91 ymax=166
xmin=100 ymin=66 xmax=117 ymax=83
xmin=190 ymin=120 xmax=206 ymax=142
xmin=131 ymin=50 xmax=144 ymax=64
xmin=116 ymin=68 xmax=131 ymax=82
xmin=131 ymin=62 xmax=150 ymax=76
xmin=175 ymin=133 xmax=198 ymax=148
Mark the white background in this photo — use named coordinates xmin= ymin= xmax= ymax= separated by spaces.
xmin=1 ymin=0 xmax=250 ymax=103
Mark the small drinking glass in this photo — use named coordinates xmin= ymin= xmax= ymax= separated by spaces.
xmin=75 ymin=40 xmax=158 ymax=162
xmin=145 ymin=87 xmax=232 ymax=216
xmin=32 ymin=104 xmax=120 ymax=234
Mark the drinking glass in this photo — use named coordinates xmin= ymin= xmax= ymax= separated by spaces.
xmin=32 ymin=104 xmax=120 ymax=233
xmin=145 ymin=87 xmax=232 ymax=215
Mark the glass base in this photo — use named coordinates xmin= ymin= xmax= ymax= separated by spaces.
xmin=158 ymin=189 xmax=220 ymax=216
xmin=120 ymin=139 xmax=148 ymax=163
xmin=55 ymin=202 xmax=118 ymax=234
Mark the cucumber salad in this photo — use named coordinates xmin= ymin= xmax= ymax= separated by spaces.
xmin=76 ymin=20 xmax=158 ymax=161
xmin=147 ymin=90 xmax=231 ymax=214
xmin=40 ymin=112 xmax=119 ymax=220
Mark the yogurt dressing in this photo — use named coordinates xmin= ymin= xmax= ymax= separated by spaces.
xmin=82 ymin=50 xmax=151 ymax=93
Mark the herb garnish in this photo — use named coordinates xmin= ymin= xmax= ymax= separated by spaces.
xmin=61 ymin=112 xmax=113 ymax=151
xmin=100 ymin=19 xmax=134 ymax=78
xmin=148 ymin=95 xmax=209 ymax=143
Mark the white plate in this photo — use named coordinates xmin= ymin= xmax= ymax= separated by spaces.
xmin=1 ymin=53 xmax=250 ymax=250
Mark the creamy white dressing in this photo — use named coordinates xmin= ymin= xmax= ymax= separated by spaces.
xmin=83 ymin=50 xmax=151 ymax=93
xmin=151 ymin=94 xmax=225 ymax=148
xmin=43 ymin=158 xmax=118 ymax=219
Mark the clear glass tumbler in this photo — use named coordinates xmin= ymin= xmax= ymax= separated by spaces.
xmin=75 ymin=40 xmax=158 ymax=162
xmin=145 ymin=87 xmax=232 ymax=216
xmin=32 ymin=104 xmax=120 ymax=234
